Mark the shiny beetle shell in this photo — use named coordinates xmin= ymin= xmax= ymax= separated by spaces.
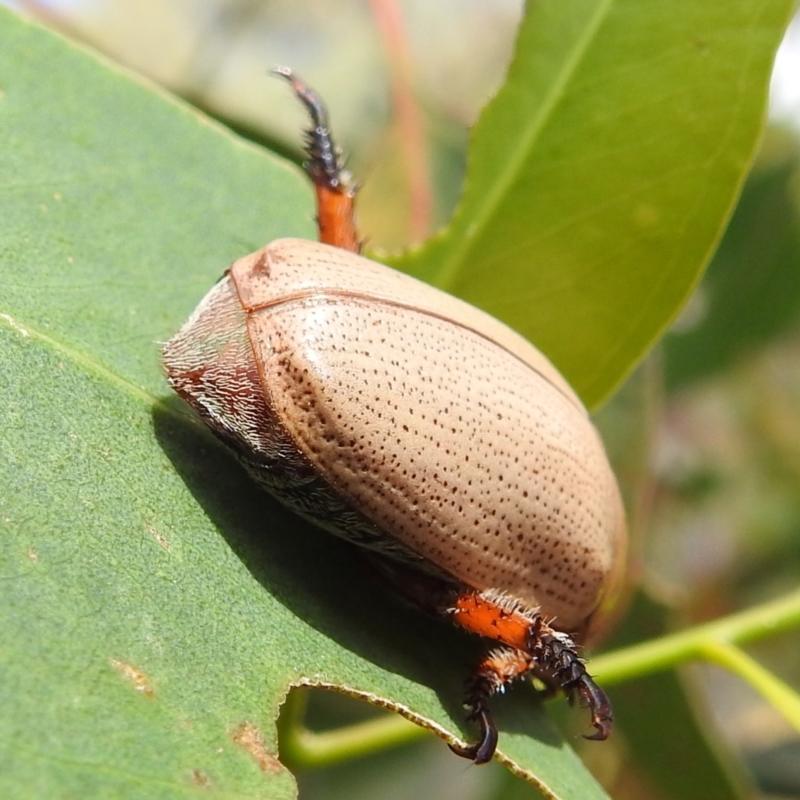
xmin=164 ymin=237 xmax=626 ymax=639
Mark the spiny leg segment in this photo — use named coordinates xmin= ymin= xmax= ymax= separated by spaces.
xmin=447 ymin=646 xmax=532 ymax=764
xmin=273 ymin=66 xmax=361 ymax=253
xmin=360 ymin=555 xmax=613 ymax=764
xmin=448 ymin=592 xmax=612 ymax=763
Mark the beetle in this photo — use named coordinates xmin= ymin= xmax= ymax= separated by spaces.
xmin=163 ymin=67 xmax=627 ymax=764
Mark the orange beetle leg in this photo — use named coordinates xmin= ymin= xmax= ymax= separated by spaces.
xmin=313 ymin=183 xmax=360 ymax=254
xmin=449 ymin=592 xmax=533 ymax=651
xmin=350 ymin=560 xmax=612 ymax=762
xmin=273 ymin=66 xmax=361 ymax=253
xmin=447 ymin=591 xmax=612 ymax=762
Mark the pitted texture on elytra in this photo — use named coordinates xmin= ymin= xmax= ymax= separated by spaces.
xmin=165 ymin=239 xmax=625 ymax=634
xmin=246 ymin=291 xmax=621 ymax=630
xmin=163 ymin=277 xmax=440 ymax=568
xmin=232 ymin=239 xmax=584 ymax=412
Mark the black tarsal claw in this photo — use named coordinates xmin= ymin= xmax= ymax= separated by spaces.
xmin=447 ymin=704 xmax=498 ymax=765
xmin=576 ymin=673 xmax=613 ymax=741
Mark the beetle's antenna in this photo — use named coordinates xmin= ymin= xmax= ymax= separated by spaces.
xmin=272 ymin=66 xmax=361 ymax=253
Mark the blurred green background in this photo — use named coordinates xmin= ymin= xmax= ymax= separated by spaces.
xmin=9 ymin=1 xmax=800 ymax=797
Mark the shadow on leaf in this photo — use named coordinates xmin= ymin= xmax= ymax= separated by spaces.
xmin=151 ymin=394 xmax=560 ymax=752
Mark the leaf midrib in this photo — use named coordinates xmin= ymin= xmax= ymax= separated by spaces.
xmin=435 ymin=0 xmax=616 ymax=292
xmin=0 ymin=309 xmax=170 ymax=411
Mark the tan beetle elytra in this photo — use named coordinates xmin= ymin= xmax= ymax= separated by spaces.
xmin=163 ymin=68 xmax=627 ymax=764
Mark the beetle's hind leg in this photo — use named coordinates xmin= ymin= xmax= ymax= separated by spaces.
xmin=449 ymin=646 xmax=534 ymax=764
xmin=273 ymin=66 xmax=361 ymax=253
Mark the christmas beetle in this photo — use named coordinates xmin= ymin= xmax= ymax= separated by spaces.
xmin=163 ymin=67 xmax=627 ymax=764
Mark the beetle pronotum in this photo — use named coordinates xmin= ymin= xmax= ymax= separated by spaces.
xmin=163 ymin=68 xmax=627 ymax=764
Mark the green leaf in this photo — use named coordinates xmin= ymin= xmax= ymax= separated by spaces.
xmin=0 ymin=8 xmax=606 ymax=799
xmin=664 ymin=141 xmax=800 ymax=390
xmin=386 ymin=0 xmax=795 ymax=408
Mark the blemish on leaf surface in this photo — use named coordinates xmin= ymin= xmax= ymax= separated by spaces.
xmin=110 ymin=658 xmax=155 ymax=697
xmin=147 ymin=522 xmax=170 ymax=551
xmin=191 ymin=769 xmax=211 ymax=788
xmin=232 ymin=721 xmax=282 ymax=774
